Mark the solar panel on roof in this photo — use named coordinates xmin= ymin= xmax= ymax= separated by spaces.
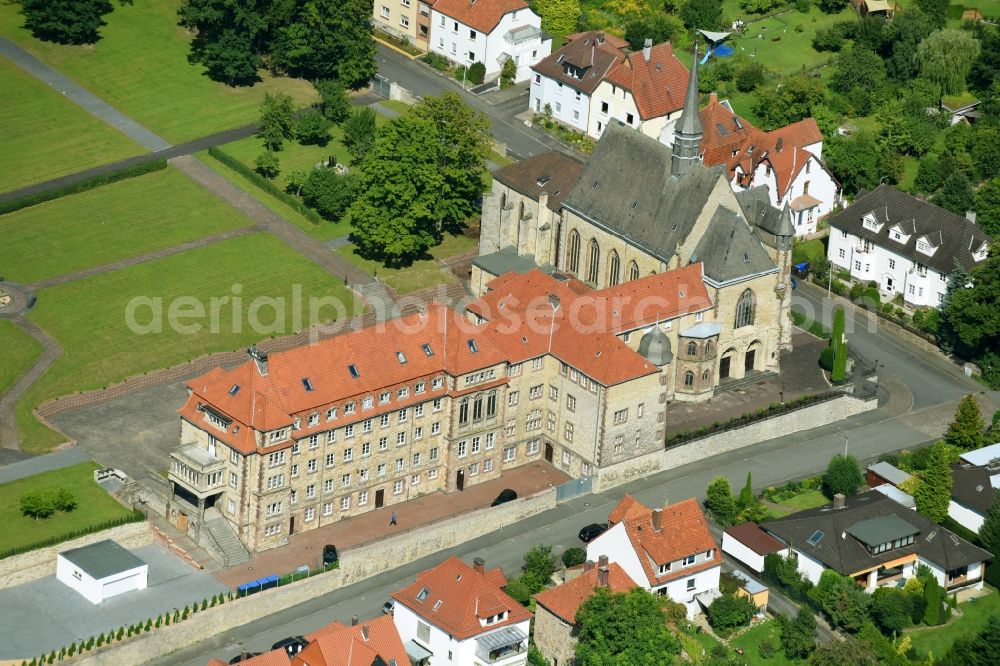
xmin=807 ymin=530 xmax=825 ymax=546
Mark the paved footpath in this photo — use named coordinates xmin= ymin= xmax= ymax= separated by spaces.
xmin=0 ymin=317 xmax=62 ymax=451
xmin=0 ymin=447 xmax=90 ymax=484
xmin=0 ymin=37 xmax=171 ymax=152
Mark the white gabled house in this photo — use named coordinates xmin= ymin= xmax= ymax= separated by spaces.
xmin=585 ymin=495 xmax=721 ymax=619
xmin=826 ymin=184 xmax=990 ymax=307
xmin=430 ymin=0 xmax=550 ymax=82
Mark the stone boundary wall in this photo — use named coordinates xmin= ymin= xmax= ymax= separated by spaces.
xmin=0 ymin=521 xmax=152 ymax=591
xmin=594 ymin=394 xmax=878 ymax=493
xmin=65 ymin=488 xmax=556 ymax=666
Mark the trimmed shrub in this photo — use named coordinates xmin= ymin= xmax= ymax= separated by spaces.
xmin=468 ymin=61 xmax=486 ymax=85
xmin=562 ymin=547 xmax=587 ymax=568
xmin=819 ymin=345 xmax=835 ymax=371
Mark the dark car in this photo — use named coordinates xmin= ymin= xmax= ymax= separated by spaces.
xmin=323 ymin=544 xmax=338 ymax=566
xmin=578 ymin=523 xmax=608 ymax=542
xmin=491 ymin=488 xmax=518 ymax=506
xmin=229 ymin=653 xmax=261 ymax=664
xmin=272 ymin=636 xmax=308 ymax=656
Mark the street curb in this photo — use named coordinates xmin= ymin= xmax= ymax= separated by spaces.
xmin=373 ymin=35 xmax=420 ymax=61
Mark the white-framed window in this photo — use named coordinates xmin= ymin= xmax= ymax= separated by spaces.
xmin=527 ymin=440 xmax=539 ymax=455
xmin=305 ymin=507 xmax=315 ymax=521
xmin=379 ymin=436 xmax=389 ymax=451
xmin=471 ymin=437 xmax=481 ymax=454
xmin=306 ymin=484 xmax=316 ymax=499
xmin=429 ymin=447 xmax=439 ymax=461
xmin=230 ymin=449 xmax=239 ymax=464
xmin=325 ymin=453 xmax=335 ymax=467
xmin=470 ymin=462 xmax=479 ymax=476
xmin=562 ymin=451 xmax=571 ymax=466
xmin=265 ymin=524 xmax=281 ymax=536
xmin=508 ymin=391 xmax=519 ymax=406
xmin=429 ymin=468 xmax=439 ymax=480
xmin=380 ymin=391 xmax=390 ymax=404
xmin=398 ymin=408 xmax=408 ymax=423
xmin=393 ymin=480 xmax=404 ymax=495
xmin=485 ymin=432 xmax=495 ymax=450
xmin=613 ymin=409 xmax=628 ymax=424
xmin=345 ymin=424 xmax=354 ymax=438
xmin=432 ymin=377 xmax=444 ymax=390
xmin=344 ymin=447 xmax=354 ymax=462
xmin=400 ymin=15 xmax=409 ymax=27
xmin=327 ymin=430 xmax=336 ymax=444
xmin=361 ymin=442 xmax=371 ymax=457
xmin=307 ymin=458 xmax=317 ymax=473
xmin=324 ymin=479 xmax=334 ymax=493
xmin=380 ymin=414 xmax=390 ymax=428
xmin=266 ymin=502 xmax=282 ymax=517
xmin=396 ymin=457 xmax=405 ymax=472
xmin=323 ymin=501 xmax=333 ymax=515
xmin=378 ymin=463 xmax=387 ymax=477
xmin=362 ymin=397 xmax=373 ymax=410
xmin=415 ymin=403 xmax=424 ymax=417
xmin=267 ymin=451 xmax=285 ymax=467
xmin=266 ymin=474 xmax=284 ymax=490
xmin=414 ymin=427 xmax=423 ymax=440
xmin=458 ymin=441 xmax=467 ymax=457
xmin=686 ymin=578 xmax=696 ymax=591
xmin=360 ymin=468 xmax=369 ymax=482
xmin=839 ymin=248 xmax=845 ymax=259
xmin=227 ymin=498 xmax=236 ymax=514
xmin=416 ymin=381 xmax=426 ymax=394
xmin=363 ymin=419 xmax=373 ymax=433
xmin=359 ymin=490 xmax=369 ymax=506
xmin=308 ymin=414 xmax=319 ymax=426
xmin=341 ymin=496 xmax=351 ymax=511
xmin=412 ymin=452 xmax=421 ymax=466
xmin=397 ymin=432 xmax=407 ymax=445
xmin=229 ymin=472 xmax=238 ymax=487
xmin=342 ymin=473 xmax=351 ymax=487
xmin=380 ymin=6 xmax=390 ymax=18
xmin=327 ymin=407 xmax=337 ymax=421
xmin=504 ymin=446 xmax=516 ymax=462
xmin=345 ymin=401 xmax=357 ymax=415
xmin=564 ymin=422 xmax=574 ymax=442
xmin=484 ymin=459 xmax=493 ymax=472
xmin=431 ymin=421 xmax=441 ymax=435
xmin=529 ymin=385 xmax=542 ymax=400
xmin=292 ymin=442 xmax=300 ymax=455
xmin=889 ymin=259 xmax=896 ymax=270
xmin=290 ymin=464 xmax=299 ymax=478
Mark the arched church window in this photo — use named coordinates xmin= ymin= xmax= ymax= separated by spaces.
xmin=587 ymin=240 xmax=600 ymax=284
xmin=628 ymin=261 xmax=639 ymax=281
xmin=567 ymin=230 xmax=580 ymax=273
xmin=735 ymin=290 xmax=756 ymax=329
xmin=608 ymin=251 xmax=620 ymax=287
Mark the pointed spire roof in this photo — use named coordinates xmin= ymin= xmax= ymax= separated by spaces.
xmin=676 ymin=42 xmax=702 ymax=138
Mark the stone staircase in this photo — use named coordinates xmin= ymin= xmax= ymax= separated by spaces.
xmin=203 ymin=508 xmax=250 ymax=567
xmin=357 ymin=281 xmax=397 ymax=318
xmin=715 ymin=370 xmax=777 ymax=394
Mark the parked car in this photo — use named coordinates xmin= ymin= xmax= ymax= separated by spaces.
xmin=323 ymin=544 xmax=339 ymax=566
xmin=382 ymin=600 xmax=395 ymax=615
xmin=272 ymin=636 xmax=308 ymax=656
xmin=491 ymin=489 xmax=517 ymax=506
xmin=578 ymin=523 xmax=608 ymax=542
xmin=229 ymin=653 xmax=261 ymax=664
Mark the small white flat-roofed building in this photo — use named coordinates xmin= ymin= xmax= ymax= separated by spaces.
xmin=56 ymin=539 xmax=148 ymax=604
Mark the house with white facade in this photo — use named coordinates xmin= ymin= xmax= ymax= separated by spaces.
xmin=675 ymin=93 xmax=838 ymax=236
xmin=392 ymin=555 xmax=532 ymax=666
xmin=755 ymin=491 xmax=992 ymax=593
xmin=530 ymin=32 xmax=690 ymax=140
xmin=430 ymin=0 xmax=550 ymax=82
xmin=585 ymin=494 xmax=721 ymax=618
xmin=826 ymin=184 xmax=991 ymax=308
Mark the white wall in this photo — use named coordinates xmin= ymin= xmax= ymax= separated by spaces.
xmin=747 ymin=155 xmax=837 ymax=237
xmin=529 ymin=73 xmax=590 ymax=132
xmin=393 ymin=599 xmax=530 ymax=666
xmin=948 ymin=500 xmax=986 ymax=533
xmin=430 ymin=7 xmax=548 ymax=80
xmin=56 ymin=555 xmax=147 ymax=605
xmin=721 ymin=533 xmax=787 ymax=573
xmin=792 ymin=549 xmax=826 ymax=586
xmin=658 ymin=564 xmax=721 ymax=619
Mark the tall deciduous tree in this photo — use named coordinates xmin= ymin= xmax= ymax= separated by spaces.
xmin=823 ymin=454 xmax=862 ymax=499
xmin=914 ymin=0 xmax=949 ymax=28
xmin=975 ymin=178 xmax=1000 ymax=237
xmin=933 ymin=171 xmax=975 ymax=216
xmin=342 ymin=107 xmax=377 ymax=162
xmin=945 ymin=250 xmax=1000 ymax=388
xmin=20 ymin=0 xmax=116 ymax=45
xmin=752 ymin=74 xmax=825 ymax=130
xmin=680 ymin=0 xmax=724 ymax=30
xmin=706 ymin=476 xmax=737 ymax=526
xmin=179 ymin=0 xmax=271 ymax=86
xmin=825 ymin=131 xmax=898 ymax=195
xmin=777 ymin=609 xmax=816 ymax=660
xmin=575 ymin=588 xmax=681 ymax=665
xmin=914 ymin=443 xmax=952 ymax=523
xmin=535 ymin=0 xmax=581 ymax=37
xmin=918 ymin=29 xmax=982 ymax=104
xmin=946 ymin=394 xmax=987 ymax=450
xmin=624 ymin=13 xmax=685 ymax=50
xmin=315 ymin=79 xmax=352 ymax=124
xmin=258 ymin=93 xmax=295 ymax=152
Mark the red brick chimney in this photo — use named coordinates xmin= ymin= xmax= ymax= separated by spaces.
xmin=652 ymin=508 xmax=663 ymax=532
xmin=473 ymin=557 xmax=485 ymax=575
xmin=597 ymin=566 xmax=609 ymax=587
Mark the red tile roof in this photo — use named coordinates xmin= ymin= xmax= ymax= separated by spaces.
xmin=210 ymin=650 xmax=290 ymax=666
xmin=608 ymin=493 xmax=649 ymax=525
xmin=604 ymin=43 xmax=690 ymax=120
xmin=466 ymin=264 xmax=711 ymax=386
xmin=293 ymin=615 xmax=408 ymax=666
xmin=533 ymin=562 xmax=635 ymax=623
xmin=698 ymin=93 xmax=825 ymax=198
xmin=392 ymin=556 xmax=532 ymax=640
xmin=724 ymin=522 xmax=786 ymax=556
xmin=433 ymin=0 xmax=528 ymax=34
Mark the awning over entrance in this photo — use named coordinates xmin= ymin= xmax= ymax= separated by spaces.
xmin=476 ymin=625 xmax=528 ymax=651
xmin=405 ymin=639 xmax=433 ymax=662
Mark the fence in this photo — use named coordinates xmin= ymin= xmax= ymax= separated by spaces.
xmin=371 ymin=74 xmax=391 ymax=98
xmin=555 ymin=476 xmax=592 ymax=502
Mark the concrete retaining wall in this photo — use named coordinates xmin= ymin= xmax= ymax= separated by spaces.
xmin=68 ymin=488 xmax=556 ymax=665
xmin=0 ymin=521 xmax=152 ymax=591
xmin=594 ymin=394 xmax=878 ymax=492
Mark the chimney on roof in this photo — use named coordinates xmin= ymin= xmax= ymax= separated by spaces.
xmin=584 ymin=559 xmax=595 ymax=573
xmin=709 ymin=92 xmax=718 ymax=104
xmin=598 ymin=554 xmax=609 ymax=569
xmin=352 ymin=614 xmax=359 ymax=626
xmin=597 ymin=565 xmax=609 ymax=587
xmin=775 ymin=137 xmax=784 ymax=153
xmin=967 ymin=210 xmax=978 ymax=224
xmin=833 ymin=493 xmax=846 ymax=509
xmin=597 ymin=31 xmax=605 ymax=45
xmin=473 ymin=557 xmax=485 ymax=575
xmin=643 ymin=38 xmax=652 ymax=62
xmin=652 ymin=508 xmax=663 ymax=532
xmin=361 ymin=625 xmax=370 ymax=641
xmin=247 ymin=345 xmax=268 ymax=376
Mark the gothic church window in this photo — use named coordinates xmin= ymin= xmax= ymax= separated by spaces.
xmin=735 ymin=290 xmax=756 ymax=329
xmin=587 ymin=240 xmax=600 ymax=284
xmin=568 ymin=231 xmax=580 ymax=273
xmin=608 ymin=251 xmax=620 ymax=287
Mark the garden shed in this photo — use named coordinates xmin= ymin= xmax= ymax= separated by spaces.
xmin=56 ymin=539 xmax=148 ymax=604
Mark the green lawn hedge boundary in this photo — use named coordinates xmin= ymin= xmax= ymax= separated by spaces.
xmin=0 ymin=510 xmax=145 ymax=560
xmin=206 ymin=147 xmax=324 ymax=225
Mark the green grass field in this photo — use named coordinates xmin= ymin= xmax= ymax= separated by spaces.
xmin=0 ymin=167 xmax=255 ymax=285
xmin=764 ymin=488 xmax=829 ymax=519
xmin=907 ymin=587 xmax=1000 ymax=659
xmin=335 ymin=232 xmax=477 ymax=294
xmin=0 ymin=58 xmax=144 ymax=194
xmin=730 ymin=620 xmax=802 ymax=665
xmin=0 ymin=461 xmax=134 ymax=552
xmin=0 ymin=0 xmax=317 ymax=144
xmin=16 ymin=232 xmax=360 ymax=453
xmin=0 ymin=320 xmax=43 ymax=398
xmin=792 ymin=238 xmax=827 ymax=266
xmin=727 ymin=8 xmax=851 ymax=77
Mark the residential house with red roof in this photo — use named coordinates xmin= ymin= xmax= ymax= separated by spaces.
xmin=532 ymin=556 xmax=636 ymax=666
xmin=585 ymin=495 xmax=721 ymax=618
xmin=530 ymin=32 xmax=690 ymax=140
xmin=675 ymin=93 xmax=839 ymax=236
xmin=430 ymin=0 xmax=550 ymax=82
xmin=391 ymin=556 xmax=532 ymax=666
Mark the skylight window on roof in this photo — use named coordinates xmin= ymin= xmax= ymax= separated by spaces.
xmin=592 ymin=180 xmax=599 ymax=189
xmin=433 ymin=600 xmax=443 ymax=611
xmin=807 ymin=530 xmax=825 ymax=546
xmin=348 ymin=364 xmax=360 ymax=379
xmin=396 ymin=351 xmax=407 ymax=364
xmin=716 ymin=122 xmax=728 ymax=136
xmin=228 ymin=384 xmax=240 ymax=396
xmin=734 ymin=117 xmax=744 ymax=130
xmin=630 ymin=201 xmax=638 ymax=209
xmin=467 ymin=339 xmax=479 ymax=353
xmin=302 ymin=378 xmax=314 ymax=392
xmin=422 ymin=343 xmax=434 ymax=357
xmin=417 ymin=587 xmax=430 ymax=601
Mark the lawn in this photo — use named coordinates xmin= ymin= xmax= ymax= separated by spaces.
xmin=675 ymin=626 xmax=725 ymax=663
xmin=725 ymin=8 xmax=851 ymax=76
xmin=791 ymin=237 xmax=827 ymax=266
xmin=0 ymin=167 xmax=255 ymax=285
xmin=0 ymin=0 xmax=317 ymax=144
xmin=730 ymin=620 xmax=803 ymax=665
xmin=899 ymin=156 xmax=920 ymax=193
xmin=764 ymin=489 xmax=829 ymax=519
xmin=0 ymin=58 xmax=144 ymax=194
xmin=0 ymin=461 xmax=134 ymax=553
xmin=0 ymin=320 xmax=43 ymax=398
xmin=907 ymin=587 xmax=1000 ymax=660
xmin=16 ymin=232 xmax=360 ymax=453
xmin=335 ymin=232 xmax=477 ymax=294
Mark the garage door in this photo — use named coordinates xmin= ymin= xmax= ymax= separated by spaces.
xmin=102 ymin=574 xmax=140 ymax=600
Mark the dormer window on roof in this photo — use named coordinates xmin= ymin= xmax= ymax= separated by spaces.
xmin=916 ymin=238 xmax=937 ymax=256
xmin=862 ymin=212 xmax=882 ymax=232
xmin=433 ymin=599 xmax=443 ymax=611
xmin=417 ymin=586 xmax=430 ymax=601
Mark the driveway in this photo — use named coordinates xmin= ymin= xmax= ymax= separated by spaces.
xmin=0 ymin=543 xmax=228 ymax=659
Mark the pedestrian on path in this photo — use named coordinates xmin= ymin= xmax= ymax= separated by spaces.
xmin=390 ymin=511 xmax=397 ymax=526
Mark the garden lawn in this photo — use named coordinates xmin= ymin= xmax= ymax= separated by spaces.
xmin=17 ymin=233 xmax=360 ymax=453
xmin=764 ymin=489 xmax=829 ymax=519
xmin=0 ymin=0 xmax=317 ymax=144
xmin=675 ymin=627 xmax=725 ymax=663
xmin=0 ymin=58 xmax=144 ymax=194
xmin=0 ymin=167 xmax=255 ymax=285
xmin=727 ymin=8 xmax=852 ymax=76
xmin=907 ymin=587 xmax=1000 ymax=659
xmin=335 ymin=233 xmax=477 ymax=294
xmin=0 ymin=461 xmax=133 ymax=553
xmin=792 ymin=238 xmax=827 ymax=266
xmin=730 ymin=620 xmax=803 ymax=665
xmin=0 ymin=320 xmax=42 ymax=397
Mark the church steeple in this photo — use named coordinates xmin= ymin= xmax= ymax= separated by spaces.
xmin=671 ymin=42 xmax=703 ymax=177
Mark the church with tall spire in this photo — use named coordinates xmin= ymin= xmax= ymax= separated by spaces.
xmin=476 ymin=35 xmax=796 ymax=393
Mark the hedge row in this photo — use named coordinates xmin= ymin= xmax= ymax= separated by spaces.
xmin=206 ymin=147 xmax=324 ymax=225
xmin=0 ymin=160 xmax=167 ymax=216
xmin=0 ymin=511 xmax=145 ymax=561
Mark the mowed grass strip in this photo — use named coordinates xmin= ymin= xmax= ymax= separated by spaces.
xmin=0 ymin=320 xmax=43 ymax=397
xmin=0 ymin=58 xmax=145 ymax=194
xmin=0 ymin=461 xmax=133 ymax=552
xmin=17 ymin=232 xmax=360 ymax=453
xmin=0 ymin=167 xmax=255 ymax=285
xmin=907 ymin=587 xmax=1000 ymax=659
xmin=335 ymin=232 xmax=477 ymax=294
xmin=0 ymin=0 xmax=317 ymax=144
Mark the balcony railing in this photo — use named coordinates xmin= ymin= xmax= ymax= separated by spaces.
xmin=170 ymin=443 xmax=225 ymax=497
